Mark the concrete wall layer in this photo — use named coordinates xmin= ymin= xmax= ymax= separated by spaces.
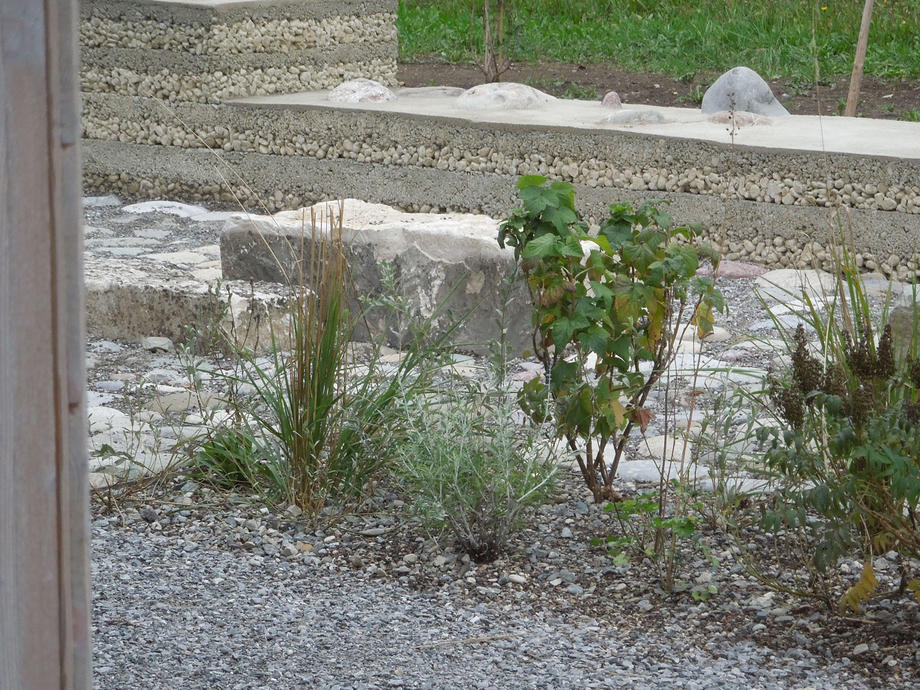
xmin=80 ymin=0 xmax=397 ymax=103
xmin=82 ymin=95 xmax=920 ymax=280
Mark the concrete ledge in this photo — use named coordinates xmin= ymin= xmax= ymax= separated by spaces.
xmin=81 ymin=0 xmax=397 ymax=25
xmin=81 ymin=9 xmax=395 ymax=51
xmin=81 ymin=50 xmax=396 ymax=103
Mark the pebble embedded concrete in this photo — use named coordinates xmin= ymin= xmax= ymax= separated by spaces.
xmin=80 ymin=0 xmax=397 ymax=103
xmin=81 ymin=85 xmax=920 ymax=279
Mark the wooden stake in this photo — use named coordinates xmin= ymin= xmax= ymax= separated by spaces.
xmin=0 ymin=0 xmax=90 ymax=687
xmin=844 ymin=0 xmax=875 ymax=117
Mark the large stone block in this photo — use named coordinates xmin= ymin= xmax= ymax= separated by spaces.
xmin=220 ymin=200 xmax=534 ymax=352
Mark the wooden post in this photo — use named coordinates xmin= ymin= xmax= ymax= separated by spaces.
xmin=0 ymin=0 xmax=92 ymax=688
xmin=844 ymin=0 xmax=875 ymax=117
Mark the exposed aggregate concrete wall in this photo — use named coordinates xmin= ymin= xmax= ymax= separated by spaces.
xmin=79 ymin=2 xmax=920 ymax=279
xmin=80 ymin=0 xmax=398 ymax=104
xmin=82 ymin=94 xmax=920 ymax=280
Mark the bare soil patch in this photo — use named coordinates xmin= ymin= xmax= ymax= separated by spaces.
xmin=399 ymin=61 xmax=920 ymax=120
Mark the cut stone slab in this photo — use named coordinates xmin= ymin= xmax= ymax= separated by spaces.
xmin=83 ymin=195 xmax=121 ymax=208
xmin=122 ymin=200 xmax=210 ymax=218
xmin=749 ymin=315 xmax=814 ymax=333
xmin=87 ymin=406 xmax=131 ymax=434
xmin=220 ymin=199 xmax=532 ymax=352
xmin=85 ymin=268 xmax=294 ymax=354
xmin=696 ymin=366 xmax=766 ymax=392
xmin=636 ymin=434 xmax=694 ymax=462
xmin=711 ymin=260 xmax=768 ymax=279
xmin=754 ymin=268 xmax=838 ymax=303
xmin=615 ymin=459 xmax=706 ymax=483
xmin=702 ymin=326 xmax=732 ymax=343
xmin=148 ymin=390 xmax=223 ymax=414
xmin=615 ymin=459 xmax=767 ymax=494
xmin=701 ymin=66 xmax=790 ymax=117
xmin=88 ymin=472 xmax=120 ymax=490
xmin=141 ymin=336 xmax=174 ymax=353
xmin=144 ymin=251 xmax=210 ymax=266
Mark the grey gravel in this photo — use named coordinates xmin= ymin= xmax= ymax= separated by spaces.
xmin=92 ymin=515 xmax=876 ymax=689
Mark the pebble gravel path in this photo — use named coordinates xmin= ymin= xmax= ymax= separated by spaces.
xmin=92 ymin=513 xmax=877 ymax=690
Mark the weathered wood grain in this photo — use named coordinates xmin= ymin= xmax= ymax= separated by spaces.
xmin=0 ymin=0 xmax=90 ymax=688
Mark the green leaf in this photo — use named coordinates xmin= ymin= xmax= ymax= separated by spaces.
xmin=557 ymin=233 xmax=585 ymax=257
xmin=521 ymin=233 xmax=558 ymax=259
xmin=600 ymin=220 xmax=633 ymax=250
xmin=520 ymin=187 xmax=553 ymax=216
xmin=518 ymin=377 xmax=550 ymax=424
xmin=551 ymin=316 xmax=576 ymax=348
xmin=578 ymin=325 xmax=609 ymax=356
xmin=549 ymin=360 xmax=580 ymax=395
xmin=607 ymin=335 xmax=633 ymax=369
xmin=544 ymin=205 xmax=579 ymax=234
xmin=564 ymin=387 xmax=594 ymax=435
xmin=517 ymin=175 xmax=548 ymax=190
xmin=589 ymin=280 xmax=614 ymax=304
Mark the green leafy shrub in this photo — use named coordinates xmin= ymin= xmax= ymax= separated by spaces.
xmin=498 ymin=175 xmax=723 ymax=502
xmin=595 ymin=482 xmax=702 ymax=568
xmin=757 ymin=248 xmax=920 ymax=611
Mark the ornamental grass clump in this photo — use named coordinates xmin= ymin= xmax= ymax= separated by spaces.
xmin=193 ymin=204 xmax=460 ymax=517
xmin=498 ymin=175 xmax=723 ymax=503
xmin=757 ymin=244 xmax=920 ymax=611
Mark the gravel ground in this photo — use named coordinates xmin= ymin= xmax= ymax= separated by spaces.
xmin=92 ymin=508 xmax=889 ymax=690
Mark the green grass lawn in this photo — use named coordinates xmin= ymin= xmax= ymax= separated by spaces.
xmin=398 ymin=0 xmax=920 ymax=81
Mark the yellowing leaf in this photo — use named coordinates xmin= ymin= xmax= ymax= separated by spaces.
xmin=908 ymin=579 xmax=920 ymax=605
xmin=609 ymin=399 xmax=627 ymax=427
xmin=871 ymin=531 xmax=894 ymax=553
xmin=839 ymin=560 xmax=877 ymax=614
xmin=647 ymin=314 xmax=663 ymax=347
xmin=692 ymin=302 xmax=714 ymax=340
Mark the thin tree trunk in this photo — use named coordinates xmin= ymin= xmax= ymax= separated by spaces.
xmin=844 ymin=0 xmax=875 ymax=117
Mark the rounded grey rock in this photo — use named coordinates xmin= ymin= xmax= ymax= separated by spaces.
xmin=701 ymin=66 xmax=790 ymax=117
